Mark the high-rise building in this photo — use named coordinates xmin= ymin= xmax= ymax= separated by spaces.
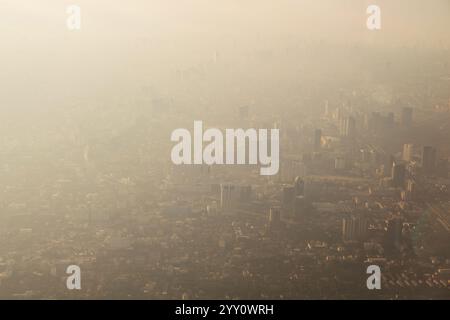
xmin=380 ymin=154 xmax=395 ymax=178
xmin=267 ymin=207 xmax=282 ymax=231
xmin=269 ymin=207 xmax=281 ymax=223
xmin=401 ymin=107 xmax=413 ymax=127
xmin=405 ymin=179 xmax=417 ymax=200
xmin=402 ymin=144 xmax=414 ymax=162
xmin=342 ymin=214 xmax=368 ymax=242
xmin=324 ymin=100 xmax=330 ymax=118
xmin=391 ymin=161 xmax=406 ymax=188
xmin=422 ymin=146 xmax=437 ymax=175
xmin=280 ymin=159 xmax=306 ymax=182
xmin=220 ymin=184 xmax=239 ymax=210
xmin=406 ymin=179 xmax=416 ymax=194
xmin=385 ymin=217 xmax=403 ymax=249
xmin=220 ymin=184 xmax=252 ymax=210
xmin=340 ymin=116 xmax=356 ymax=138
xmin=240 ymin=185 xmax=252 ymax=202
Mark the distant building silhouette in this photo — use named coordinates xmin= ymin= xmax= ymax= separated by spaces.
xmin=402 ymin=144 xmax=414 ymax=162
xmin=391 ymin=161 xmax=406 ymax=188
xmin=385 ymin=217 xmax=404 ymax=249
xmin=340 ymin=116 xmax=356 ymax=138
xmin=220 ymin=184 xmax=251 ymax=210
xmin=342 ymin=214 xmax=368 ymax=242
xmin=401 ymin=107 xmax=413 ymax=127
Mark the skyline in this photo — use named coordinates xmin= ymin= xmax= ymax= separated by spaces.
xmin=0 ymin=1 xmax=449 ymax=301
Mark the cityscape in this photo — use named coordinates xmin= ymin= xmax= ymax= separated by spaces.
xmin=0 ymin=0 xmax=449 ymax=300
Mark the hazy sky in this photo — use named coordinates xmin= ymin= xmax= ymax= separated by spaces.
xmin=0 ymin=0 xmax=449 ymax=110
xmin=1 ymin=0 xmax=449 ymax=41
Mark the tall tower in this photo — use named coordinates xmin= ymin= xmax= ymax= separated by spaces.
xmin=402 ymin=144 xmax=414 ymax=162
xmin=342 ymin=214 xmax=368 ymax=242
xmin=385 ymin=217 xmax=403 ymax=249
xmin=391 ymin=161 xmax=406 ymax=188
xmin=220 ymin=184 xmax=238 ymax=210
xmin=268 ymin=207 xmax=282 ymax=231
xmin=340 ymin=116 xmax=356 ymax=139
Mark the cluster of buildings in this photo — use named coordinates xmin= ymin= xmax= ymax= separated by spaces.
xmin=0 ymin=80 xmax=449 ymax=300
